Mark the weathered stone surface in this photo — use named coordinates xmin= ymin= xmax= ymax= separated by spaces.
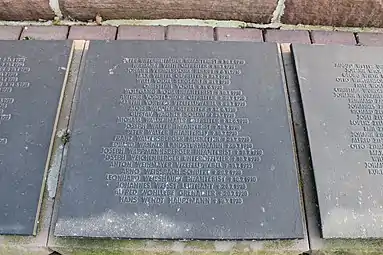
xmin=0 ymin=0 xmax=54 ymax=21
xmin=68 ymin=26 xmax=117 ymax=40
xmin=357 ymin=32 xmax=383 ymax=46
xmin=282 ymin=0 xmax=383 ymax=27
xmin=311 ymin=31 xmax=356 ymax=45
xmin=215 ymin=28 xmax=263 ymax=42
xmin=167 ymin=26 xmax=213 ymax=40
xmin=117 ymin=26 xmax=165 ymax=40
xmin=264 ymin=30 xmax=310 ymax=44
xmin=0 ymin=41 xmax=72 ymax=235
xmin=49 ymin=238 xmax=309 ymax=255
xmin=0 ymin=26 xmax=22 ymax=40
xmin=58 ymin=0 xmax=276 ymax=23
xmin=54 ymin=41 xmax=303 ymax=239
xmin=21 ymin=26 xmax=69 ymax=40
xmin=292 ymin=44 xmax=383 ymax=238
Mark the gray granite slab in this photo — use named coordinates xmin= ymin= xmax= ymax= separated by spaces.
xmin=55 ymin=41 xmax=303 ymax=240
xmin=0 ymin=40 xmax=72 ymax=235
xmin=292 ymin=44 xmax=383 ymax=238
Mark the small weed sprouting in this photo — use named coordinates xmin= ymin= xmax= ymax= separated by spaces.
xmin=53 ymin=17 xmax=61 ymax=26
xmin=61 ymin=131 xmax=71 ymax=145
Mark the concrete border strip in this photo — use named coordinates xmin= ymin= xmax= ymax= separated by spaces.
xmin=0 ymin=19 xmax=382 ymax=33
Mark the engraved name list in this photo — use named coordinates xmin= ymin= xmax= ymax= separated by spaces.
xmin=334 ymin=63 xmax=383 ymax=175
xmin=0 ymin=56 xmax=30 ymax=162
xmin=102 ymin=57 xmax=261 ymax=206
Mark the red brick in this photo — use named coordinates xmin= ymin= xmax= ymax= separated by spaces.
xmin=117 ymin=26 xmax=165 ymax=40
xmin=0 ymin=0 xmax=54 ymax=21
xmin=282 ymin=0 xmax=383 ymax=27
xmin=59 ymin=0 xmax=276 ymax=24
xmin=68 ymin=26 xmax=117 ymax=40
xmin=357 ymin=32 xmax=383 ymax=47
xmin=264 ymin=30 xmax=310 ymax=44
xmin=311 ymin=31 xmax=356 ymax=45
xmin=167 ymin=26 xmax=213 ymax=41
xmin=0 ymin=26 xmax=22 ymax=40
xmin=215 ymin=28 xmax=262 ymax=42
xmin=21 ymin=26 xmax=68 ymax=40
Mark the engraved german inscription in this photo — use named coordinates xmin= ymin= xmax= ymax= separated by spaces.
xmin=0 ymin=57 xmax=31 ymax=164
xmin=102 ymin=57 xmax=261 ymax=205
xmin=56 ymin=42 xmax=303 ymax=239
xmin=0 ymin=41 xmax=71 ymax=236
xmin=293 ymin=43 xmax=383 ymax=238
xmin=333 ymin=63 xmax=383 ymax=175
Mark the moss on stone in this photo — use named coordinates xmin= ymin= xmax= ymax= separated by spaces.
xmin=53 ymin=238 xmax=227 ymax=254
xmin=55 ymin=237 xmax=147 ymax=250
xmin=51 ymin=237 xmax=309 ymax=255
xmin=184 ymin=240 xmax=215 ymax=250
xmin=147 ymin=240 xmax=173 ymax=249
xmin=2 ymin=235 xmax=38 ymax=245
xmin=263 ymin=240 xmax=295 ymax=249
xmin=313 ymin=239 xmax=383 ymax=255
xmin=322 ymin=239 xmax=383 ymax=252
xmin=55 ymin=248 xmax=180 ymax=255
xmin=254 ymin=251 xmax=297 ymax=255
xmin=58 ymin=250 xmax=262 ymax=255
xmin=0 ymin=246 xmax=49 ymax=255
xmin=51 ymin=241 xmax=306 ymax=255
xmin=232 ymin=241 xmax=252 ymax=252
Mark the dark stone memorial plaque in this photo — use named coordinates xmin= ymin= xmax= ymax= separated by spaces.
xmin=0 ymin=41 xmax=72 ymax=235
xmin=55 ymin=41 xmax=303 ymax=239
xmin=292 ymin=44 xmax=383 ymax=238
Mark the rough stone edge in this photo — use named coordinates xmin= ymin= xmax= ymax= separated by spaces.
xmin=284 ymin=43 xmax=383 ymax=255
xmin=0 ymin=41 xmax=75 ymax=255
xmin=46 ymin=40 xmax=308 ymax=255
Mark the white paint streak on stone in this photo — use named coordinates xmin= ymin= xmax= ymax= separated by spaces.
xmin=271 ymin=0 xmax=285 ymax=24
xmin=49 ymin=0 xmax=63 ymax=18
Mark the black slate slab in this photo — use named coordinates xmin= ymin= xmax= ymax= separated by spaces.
xmin=292 ymin=44 xmax=383 ymax=238
xmin=55 ymin=41 xmax=303 ymax=240
xmin=0 ymin=41 xmax=72 ymax=235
